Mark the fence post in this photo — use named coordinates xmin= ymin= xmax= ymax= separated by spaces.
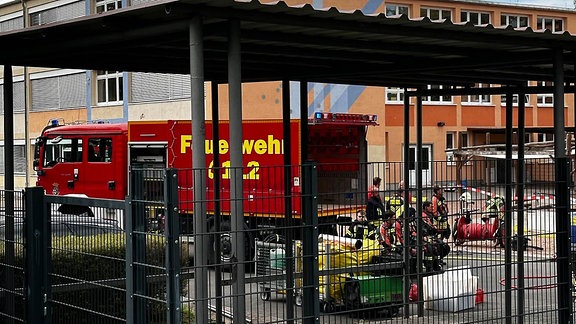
xmin=25 ymin=187 xmax=51 ymax=324
xmin=126 ymin=169 xmax=148 ymax=323
xmin=302 ymin=161 xmax=320 ymax=324
xmin=556 ymin=157 xmax=572 ymax=323
xmin=164 ymin=169 xmax=181 ymax=324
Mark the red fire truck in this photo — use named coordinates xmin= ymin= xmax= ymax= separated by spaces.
xmin=33 ymin=113 xmax=377 ymax=261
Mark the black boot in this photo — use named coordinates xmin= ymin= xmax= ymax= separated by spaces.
xmin=433 ymin=259 xmax=443 ymax=272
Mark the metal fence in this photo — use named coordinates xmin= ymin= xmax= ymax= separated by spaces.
xmin=0 ymin=157 xmax=573 ymax=323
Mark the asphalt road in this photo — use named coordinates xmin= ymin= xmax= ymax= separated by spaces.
xmin=185 ymin=245 xmax=570 ymax=323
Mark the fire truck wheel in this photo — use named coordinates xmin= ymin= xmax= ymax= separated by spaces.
xmin=208 ymin=220 xmax=254 ymax=269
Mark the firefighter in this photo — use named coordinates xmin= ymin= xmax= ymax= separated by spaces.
xmin=378 ymin=210 xmax=398 ymax=253
xmin=386 ymin=189 xmax=404 ymax=215
xmin=345 ymin=211 xmax=378 ymax=241
xmin=485 ymin=196 xmax=506 ymax=247
xmin=368 ymin=176 xmax=382 ymax=201
xmin=422 ymin=201 xmax=450 ymax=272
xmin=366 ymin=177 xmax=386 ymax=232
xmin=366 ymin=180 xmax=385 ymax=222
xmin=485 ymin=196 xmax=505 ymax=219
xmin=393 ymin=206 xmax=419 ymax=272
xmin=421 ymin=201 xmax=441 ymax=273
xmin=432 ymin=185 xmax=450 ymax=240
xmin=421 ymin=201 xmax=437 ymax=236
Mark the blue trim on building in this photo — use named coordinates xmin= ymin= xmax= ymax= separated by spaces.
xmin=362 ymin=0 xmax=383 ymax=14
xmin=122 ymin=72 xmax=128 ymax=122
xmin=308 ymin=83 xmax=327 ymax=115
xmin=290 ymin=81 xmax=301 ymax=119
xmin=330 ymin=85 xmax=365 ymax=113
xmin=85 ymin=71 xmax=92 ymax=121
xmin=85 ymin=0 xmax=91 ymax=121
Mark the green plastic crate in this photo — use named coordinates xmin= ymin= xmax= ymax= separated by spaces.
xmin=343 ymin=275 xmax=403 ymax=305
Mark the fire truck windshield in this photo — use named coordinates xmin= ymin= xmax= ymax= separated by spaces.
xmin=33 ymin=137 xmax=44 ymax=170
xmin=42 ymin=137 xmax=84 ymax=167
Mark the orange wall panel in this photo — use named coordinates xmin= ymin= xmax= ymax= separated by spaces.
xmin=422 ymin=105 xmax=457 ymax=127
xmin=498 ymin=107 xmax=536 ymax=127
xmin=385 ymin=105 xmax=412 ymax=127
xmin=461 ymin=106 xmax=496 ymax=126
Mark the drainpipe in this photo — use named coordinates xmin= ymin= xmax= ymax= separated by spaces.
xmin=22 ymin=0 xmax=29 ymax=187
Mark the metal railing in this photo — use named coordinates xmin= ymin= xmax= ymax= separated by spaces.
xmin=0 ymin=157 xmax=573 ymax=323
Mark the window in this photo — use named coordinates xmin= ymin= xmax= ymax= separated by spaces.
xmin=537 ymin=81 xmax=553 ymax=106
xmin=385 ymin=87 xmax=404 ymax=103
xmin=29 ymin=1 xmax=84 ymax=26
xmin=31 ymin=71 xmax=86 ymax=111
xmin=88 ymin=138 xmax=112 ymax=162
xmin=461 ymin=83 xmax=491 ymax=104
xmin=446 ymin=132 xmax=455 ymax=149
xmin=43 ymin=137 xmax=83 ymax=166
xmin=385 ymin=4 xmax=409 ymax=17
xmin=446 ymin=132 xmax=455 ymax=165
xmin=501 ymin=94 xmax=530 ymax=105
xmin=421 ymin=7 xmax=452 ymax=21
xmin=423 ymin=85 xmax=452 ymax=104
xmin=96 ymin=0 xmax=121 ymax=13
xmin=537 ymin=17 xmax=564 ymax=32
xmin=0 ymin=80 xmax=25 ymax=114
xmin=501 ymin=14 xmax=529 ymax=28
xmin=461 ymin=10 xmax=490 ymax=25
xmin=131 ymin=73 xmax=191 ymax=103
xmin=537 ymin=133 xmax=553 ymax=142
xmin=0 ymin=145 xmax=28 ymax=174
xmin=96 ymin=70 xmax=123 ymax=105
xmin=460 ymin=132 xmax=468 ymax=148
xmin=0 ymin=13 xmax=24 ymax=32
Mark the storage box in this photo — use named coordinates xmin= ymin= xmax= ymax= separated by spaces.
xmin=429 ymin=291 xmax=476 ymax=312
xmin=422 ymin=266 xmax=478 ymax=312
xmin=350 ymin=275 xmax=403 ymax=305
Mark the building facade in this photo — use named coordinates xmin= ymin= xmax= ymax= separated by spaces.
xmin=0 ymin=0 xmax=574 ymax=188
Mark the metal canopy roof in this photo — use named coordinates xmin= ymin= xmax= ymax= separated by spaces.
xmin=0 ymin=0 xmax=576 ymax=88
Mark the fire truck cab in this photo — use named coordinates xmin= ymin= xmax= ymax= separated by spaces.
xmin=34 ymin=120 xmax=128 ymax=199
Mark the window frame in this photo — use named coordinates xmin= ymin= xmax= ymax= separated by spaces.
xmin=501 ymin=13 xmax=529 ymax=28
xmin=95 ymin=0 xmax=122 ymax=14
xmin=446 ymin=132 xmax=456 ymax=165
xmin=537 ymin=16 xmax=564 ymax=33
xmin=423 ymin=85 xmax=453 ymax=104
xmin=460 ymin=10 xmax=490 ymax=25
xmin=0 ymin=75 xmax=26 ymax=113
xmin=446 ymin=132 xmax=455 ymax=150
xmin=0 ymin=143 xmax=28 ymax=174
xmin=385 ymin=87 xmax=405 ymax=104
xmin=460 ymin=83 xmax=492 ymax=105
xmin=536 ymin=81 xmax=553 ymax=106
xmin=537 ymin=133 xmax=553 ymax=142
xmin=0 ymin=11 xmax=24 ymax=32
xmin=501 ymin=93 xmax=530 ymax=106
xmin=385 ymin=3 xmax=409 ymax=17
xmin=96 ymin=70 xmax=123 ymax=106
xmin=29 ymin=0 xmax=84 ymax=26
xmin=460 ymin=132 xmax=468 ymax=148
xmin=420 ymin=7 xmax=452 ymax=21
xmin=87 ymin=138 xmax=113 ymax=162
